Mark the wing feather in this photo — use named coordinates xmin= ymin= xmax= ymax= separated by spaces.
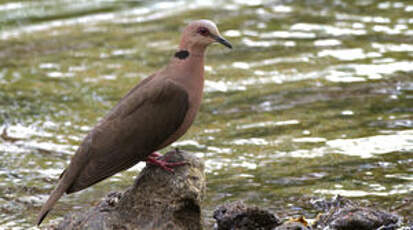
xmin=66 ymin=79 xmax=189 ymax=193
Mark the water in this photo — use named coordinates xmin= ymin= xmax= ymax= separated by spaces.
xmin=0 ymin=0 xmax=412 ymax=228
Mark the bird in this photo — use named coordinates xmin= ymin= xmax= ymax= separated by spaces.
xmin=36 ymin=19 xmax=232 ymax=225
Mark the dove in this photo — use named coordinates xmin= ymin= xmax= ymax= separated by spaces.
xmin=37 ymin=19 xmax=232 ymax=225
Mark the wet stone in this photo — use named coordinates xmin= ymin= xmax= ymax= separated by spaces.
xmin=328 ymin=208 xmax=401 ymax=230
xmin=213 ymin=201 xmax=281 ymax=230
xmin=314 ymin=196 xmax=401 ymax=230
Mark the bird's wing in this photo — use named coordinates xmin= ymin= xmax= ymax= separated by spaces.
xmin=36 ymin=77 xmax=188 ymax=225
xmin=66 ymin=79 xmax=189 ymax=193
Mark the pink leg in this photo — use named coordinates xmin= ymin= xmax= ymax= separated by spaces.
xmin=149 ymin=152 xmax=162 ymax=158
xmin=146 ymin=150 xmax=186 ymax=173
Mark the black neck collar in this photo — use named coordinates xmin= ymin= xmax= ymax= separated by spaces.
xmin=174 ymin=50 xmax=189 ymax=60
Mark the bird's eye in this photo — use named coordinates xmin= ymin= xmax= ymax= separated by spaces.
xmin=197 ymin=27 xmax=209 ymax=36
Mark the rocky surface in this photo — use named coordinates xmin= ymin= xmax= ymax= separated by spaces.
xmin=213 ymin=196 xmax=405 ymax=230
xmin=48 ymin=150 xmax=408 ymax=230
xmin=313 ymin=195 xmax=401 ymax=230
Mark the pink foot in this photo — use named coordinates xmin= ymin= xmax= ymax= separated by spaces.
xmin=149 ymin=152 xmax=162 ymax=158
xmin=146 ymin=151 xmax=187 ymax=173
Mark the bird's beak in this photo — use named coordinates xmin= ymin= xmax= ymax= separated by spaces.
xmin=212 ymin=34 xmax=232 ymax=49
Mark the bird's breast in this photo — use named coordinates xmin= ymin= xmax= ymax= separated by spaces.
xmin=157 ymin=81 xmax=203 ymax=150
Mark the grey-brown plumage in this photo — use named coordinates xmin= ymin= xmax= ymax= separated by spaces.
xmin=37 ymin=19 xmax=232 ymax=225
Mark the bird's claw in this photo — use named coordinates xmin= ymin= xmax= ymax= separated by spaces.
xmin=146 ymin=154 xmax=187 ymax=173
xmin=149 ymin=151 xmax=162 ymax=158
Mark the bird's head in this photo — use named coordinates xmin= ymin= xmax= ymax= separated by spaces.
xmin=180 ymin=20 xmax=232 ymax=52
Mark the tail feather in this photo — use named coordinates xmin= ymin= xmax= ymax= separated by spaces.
xmin=36 ymin=179 xmax=68 ymax=225
xmin=37 ymin=135 xmax=91 ymax=225
xmin=36 ymin=210 xmax=50 ymax=226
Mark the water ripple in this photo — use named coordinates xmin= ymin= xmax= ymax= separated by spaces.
xmin=278 ymin=130 xmax=413 ymax=159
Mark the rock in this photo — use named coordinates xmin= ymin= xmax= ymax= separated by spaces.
xmin=213 ymin=200 xmax=281 ymax=230
xmin=313 ymin=195 xmax=401 ymax=230
xmin=54 ymin=150 xmax=206 ymax=230
xmin=328 ymin=208 xmax=401 ymax=230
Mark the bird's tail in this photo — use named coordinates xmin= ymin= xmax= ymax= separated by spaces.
xmin=36 ymin=178 xmax=69 ymax=225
